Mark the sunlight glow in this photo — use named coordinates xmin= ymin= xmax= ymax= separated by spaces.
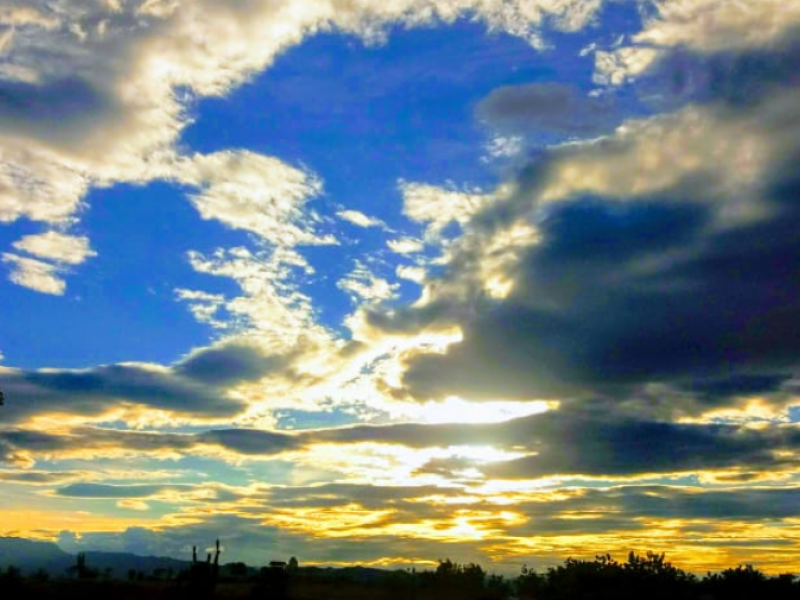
xmin=414 ymin=396 xmax=554 ymax=424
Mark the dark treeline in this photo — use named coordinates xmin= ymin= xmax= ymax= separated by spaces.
xmin=1 ymin=549 xmax=798 ymax=600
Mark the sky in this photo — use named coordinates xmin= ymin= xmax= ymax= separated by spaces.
xmin=1 ymin=0 xmax=800 ymax=574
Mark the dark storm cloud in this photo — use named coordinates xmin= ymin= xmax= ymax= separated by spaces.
xmin=404 ymin=147 xmax=800 ymax=405
xmin=476 ymin=82 xmax=619 ymax=137
xmin=682 ymin=373 xmax=790 ymax=402
xmin=622 ymin=486 xmax=800 ymax=521
xmin=201 ymin=411 xmax=800 ymax=479
xmin=643 ymin=33 xmax=800 ymax=109
xmin=0 ymin=338 xmax=309 ymax=425
xmin=394 ymin=34 xmax=800 ymax=409
xmin=391 ymin=408 xmax=800 ymax=479
xmin=303 ymin=410 xmax=800 ymax=479
xmin=481 ymin=416 xmax=792 ymax=479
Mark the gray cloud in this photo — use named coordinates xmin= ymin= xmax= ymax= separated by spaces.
xmin=481 ymin=415 xmax=795 ymax=479
xmin=0 ymin=338 xmax=298 ymax=424
xmin=0 ymin=427 xmax=196 ymax=461
xmin=0 ymin=363 xmax=244 ymax=424
xmin=0 ymin=76 xmax=119 ymax=145
xmin=175 ymin=342 xmax=290 ymax=386
xmin=476 ymin=82 xmax=619 ymax=138
xmin=0 ymin=470 xmax=78 ymax=484
xmin=640 ymin=33 xmax=800 ymax=110
xmin=0 ymin=425 xmax=297 ymax=464
xmin=197 ymin=429 xmax=299 ymax=455
xmin=55 ymin=483 xmax=196 ymax=499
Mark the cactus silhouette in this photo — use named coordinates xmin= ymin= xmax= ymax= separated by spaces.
xmin=67 ymin=552 xmax=97 ymax=580
xmin=186 ymin=540 xmax=220 ymax=599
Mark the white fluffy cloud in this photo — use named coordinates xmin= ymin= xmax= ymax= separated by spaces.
xmin=174 ymin=289 xmax=228 ymax=330
xmin=387 ymin=237 xmax=425 ymax=255
xmin=593 ymin=0 xmax=800 ymax=87
xmin=538 ymin=87 xmax=800 ymax=224
xmin=400 ymin=181 xmax=491 ymax=242
xmin=0 ymin=152 xmax=90 ymax=224
xmin=181 ymin=246 xmax=332 ymax=355
xmin=337 ymin=209 xmax=387 ymax=229
xmin=12 ymin=231 xmax=96 ymax=265
xmin=0 ymin=0 xmax=607 ymax=233
xmin=636 ymin=0 xmax=800 ymax=53
xmin=179 ymin=151 xmax=334 ymax=246
xmin=338 ymin=261 xmax=399 ymax=304
xmin=592 ymin=47 xmax=659 ymax=86
xmin=396 ymin=264 xmax=426 ymax=283
xmin=2 ymin=253 xmax=65 ymax=295
xmin=3 ymin=231 xmax=96 ymax=293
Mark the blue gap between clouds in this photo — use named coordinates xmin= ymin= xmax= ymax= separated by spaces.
xmin=0 ymin=4 xmax=645 ymax=368
xmin=0 ymin=182 xmax=243 ymax=368
xmin=180 ymin=20 xmax=583 ymax=334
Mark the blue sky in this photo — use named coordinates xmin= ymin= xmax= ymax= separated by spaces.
xmin=2 ymin=0 xmax=800 ymax=574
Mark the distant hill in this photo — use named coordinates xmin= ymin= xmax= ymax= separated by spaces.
xmin=0 ymin=537 xmax=189 ymax=577
xmin=0 ymin=537 xmax=73 ymax=574
xmin=0 ymin=536 xmax=398 ymax=582
xmin=83 ymin=551 xmax=189 ymax=578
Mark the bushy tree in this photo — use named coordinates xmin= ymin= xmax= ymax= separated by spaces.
xmin=516 ymin=552 xmax=698 ymax=600
xmin=435 ymin=558 xmax=486 ymax=588
xmin=701 ymin=564 xmax=780 ymax=600
xmin=226 ymin=561 xmax=248 ymax=578
xmin=517 ymin=565 xmax=545 ymax=600
xmin=287 ymin=556 xmax=299 ymax=572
